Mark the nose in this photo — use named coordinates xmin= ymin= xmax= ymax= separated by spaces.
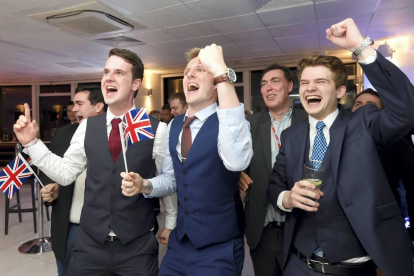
xmin=105 ymin=71 xmax=115 ymax=82
xmin=186 ymin=68 xmax=195 ymax=79
xmin=72 ymin=104 xmax=79 ymax=112
xmin=306 ymin=82 xmax=317 ymax=92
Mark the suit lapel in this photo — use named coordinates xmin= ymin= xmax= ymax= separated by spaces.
xmin=328 ymin=107 xmax=351 ymax=187
xmin=260 ymin=112 xmax=272 ymax=171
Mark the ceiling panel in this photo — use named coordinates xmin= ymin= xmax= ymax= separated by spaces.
xmin=0 ymin=16 xmax=54 ymax=39
xmin=126 ymin=45 xmax=183 ymax=63
xmin=257 ymin=4 xmax=316 ymax=27
xmin=367 ymin=22 xmax=414 ymax=40
xmin=127 ymin=29 xmax=179 ymax=44
xmin=0 ymin=0 xmax=43 ymax=15
xmin=225 ymin=28 xmax=272 ymax=44
xmin=268 ymin=21 xmax=317 ymax=39
xmin=315 ymin=0 xmax=379 ymax=20
xmin=377 ymin=0 xmax=414 ymax=11
xmin=207 ymin=13 xmax=264 ymax=34
xmin=371 ymin=6 xmax=414 ymax=27
xmin=106 ymin=0 xmax=182 ymax=15
xmin=275 ymin=34 xmax=320 ymax=54
xmin=164 ymin=22 xmax=220 ymax=39
xmin=184 ymin=0 xmax=255 ymax=20
xmin=236 ymin=39 xmax=282 ymax=52
xmin=137 ymin=4 xmax=203 ymax=28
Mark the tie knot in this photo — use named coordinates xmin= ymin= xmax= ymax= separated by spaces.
xmin=316 ymin=121 xmax=325 ymax=130
xmin=183 ymin=116 xmax=196 ymax=128
xmin=111 ymin=118 xmax=122 ymax=129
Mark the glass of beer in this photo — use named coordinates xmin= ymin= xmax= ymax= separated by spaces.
xmin=303 ymin=162 xmax=325 ymax=201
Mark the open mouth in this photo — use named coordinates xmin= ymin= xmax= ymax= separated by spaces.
xmin=106 ymin=86 xmax=118 ymax=96
xmin=187 ymin=83 xmax=199 ymax=93
xmin=306 ymin=95 xmax=322 ymax=106
xmin=267 ymin=94 xmax=276 ymax=100
xmin=76 ymin=115 xmax=84 ymax=123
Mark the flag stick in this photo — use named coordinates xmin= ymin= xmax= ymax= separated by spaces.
xmin=119 ymin=124 xmax=129 ymax=173
xmin=19 ymin=153 xmax=45 ymax=188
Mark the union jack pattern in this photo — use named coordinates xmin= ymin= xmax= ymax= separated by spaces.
xmin=0 ymin=154 xmax=33 ymax=199
xmin=121 ymin=108 xmax=154 ymax=150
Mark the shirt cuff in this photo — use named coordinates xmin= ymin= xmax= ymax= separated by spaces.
xmin=277 ymin=191 xmax=293 ymax=212
xmin=216 ymin=103 xmax=245 ymax=126
xmin=23 ymin=140 xmax=50 ymax=163
xmin=164 ymin=216 xmax=177 ymax=230
xmin=358 ymin=50 xmax=377 ymax=65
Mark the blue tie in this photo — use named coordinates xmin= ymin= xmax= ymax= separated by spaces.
xmin=311 ymin=121 xmax=327 ymax=257
xmin=311 ymin=121 xmax=327 ymax=169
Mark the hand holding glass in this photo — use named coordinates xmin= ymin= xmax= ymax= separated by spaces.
xmin=303 ymin=162 xmax=325 ymax=202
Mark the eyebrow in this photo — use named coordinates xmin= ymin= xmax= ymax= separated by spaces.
xmin=261 ymin=77 xmax=280 ymax=83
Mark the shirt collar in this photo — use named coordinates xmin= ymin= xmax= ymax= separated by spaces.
xmin=106 ymin=104 xmax=136 ymax=127
xmin=183 ymin=102 xmax=218 ymax=122
xmin=269 ymin=108 xmax=292 ymax=124
xmin=308 ymin=108 xmax=339 ymax=132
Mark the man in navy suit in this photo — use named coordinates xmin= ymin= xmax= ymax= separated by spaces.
xmin=267 ymin=18 xmax=414 ymax=276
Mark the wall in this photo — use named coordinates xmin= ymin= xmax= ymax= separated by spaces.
xmin=134 ymin=71 xmax=162 ymax=113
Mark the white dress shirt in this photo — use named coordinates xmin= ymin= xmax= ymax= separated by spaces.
xmin=147 ymin=102 xmax=253 ymax=198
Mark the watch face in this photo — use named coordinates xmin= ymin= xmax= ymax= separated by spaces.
xmin=227 ymin=68 xmax=237 ymax=83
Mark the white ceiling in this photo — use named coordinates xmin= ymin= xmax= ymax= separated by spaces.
xmin=0 ymin=0 xmax=413 ymax=82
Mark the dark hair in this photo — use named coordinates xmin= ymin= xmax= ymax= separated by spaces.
xmin=297 ymin=55 xmax=348 ymax=89
xmin=261 ymin=63 xmax=294 ymax=83
xmin=168 ymin=92 xmax=187 ymax=107
xmin=109 ymin=48 xmax=144 ymax=97
xmin=75 ymin=84 xmax=107 ymax=112
xmin=353 ymin=88 xmax=382 ymax=109
xmin=66 ymin=101 xmax=74 ymax=107
xmin=162 ymin=104 xmax=171 ymax=112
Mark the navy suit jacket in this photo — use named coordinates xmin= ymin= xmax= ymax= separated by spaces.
xmin=267 ymin=52 xmax=414 ymax=276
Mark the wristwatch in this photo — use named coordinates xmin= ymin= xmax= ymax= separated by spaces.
xmin=213 ymin=68 xmax=237 ymax=85
xmin=352 ymin=36 xmax=374 ymax=57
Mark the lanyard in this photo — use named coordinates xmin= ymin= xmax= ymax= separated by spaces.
xmin=270 ymin=122 xmax=281 ymax=150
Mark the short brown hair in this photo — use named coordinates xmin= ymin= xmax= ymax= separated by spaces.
xmin=185 ymin=48 xmax=201 ymax=62
xmin=261 ymin=63 xmax=294 ymax=83
xmin=297 ymin=55 xmax=348 ymax=89
xmin=168 ymin=92 xmax=187 ymax=107
xmin=109 ymin=48 xmax=144 ymax=97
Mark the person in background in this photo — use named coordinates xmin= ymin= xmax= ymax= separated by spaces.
xmin=241 ymin=63 xmax=307 ymax=276
xmin=66 ymin=101 xmax=77 ymax=124
xmin=149 ymin=110 xmax=160 ymax=120
xmin=161 ymin=104 xmax=173 ymax=124
xmin=168 ymin=92 xmax=188 ymax=117
xmin=40 ymin=84 xmax=106 ymax=276
xmin=352 ymin=88 xmax=414 ymax=242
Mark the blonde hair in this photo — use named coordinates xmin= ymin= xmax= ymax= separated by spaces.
xmin=185 ymin=48 xmax=201 ymax=62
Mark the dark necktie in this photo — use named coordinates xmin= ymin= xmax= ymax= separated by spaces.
xmin=181 ymin=116 xmax=197 ymax=163
xmin=109 ymin=118 xmax=122 ymax=163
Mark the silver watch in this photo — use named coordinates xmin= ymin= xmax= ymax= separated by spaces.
xmin=353 ymin=36 xmax=374 ymax=57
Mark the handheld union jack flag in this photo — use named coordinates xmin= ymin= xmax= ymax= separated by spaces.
xmin=0 ymin=154 xmax=33 ymax=200
xmin=121 ymin=108 xmax=154 ymax=150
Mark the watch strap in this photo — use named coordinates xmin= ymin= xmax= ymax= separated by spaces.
xmin=353 ymin=36 xmax=374 ymax=57
xmin=213 ymin=73 xmax=229 ymax=85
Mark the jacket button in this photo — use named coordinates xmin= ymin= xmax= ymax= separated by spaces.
xmin=185 ymin=212 xmax=189 ymax=216
xmin=69 ymin=193 xmax=72 ymax=196
xmin=317 ymin=223 xmax=322 ymax=228
xmin=184 ymin=198 xmax=188 ymax=202
xmin=183 ymin=171 xmax=187 ymax=175
xmin=112 ymin=170 xmax=116 ymax=174
xmin=111 ymin=197 xmax=115 ymax=202
xmin=111 ymin=184 xmax=115 ymax=188
xmin=111 ymin=211 xmax=116 ymax=215
xmin=183 ymin=184 xmax=187 ymax=188
xmin=65 ymin=214 xmax=69 ymax=218
xmin=263 ymin=202 xmax=267 ymax=207
xmin=108 ymin=224 xmax=111 ymax=229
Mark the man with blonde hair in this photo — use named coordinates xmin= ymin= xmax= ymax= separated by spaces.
xmin=126 ymin=44 xmax=253 ymax=275
xmin=267 ymin=19 xmax=414 ymax=275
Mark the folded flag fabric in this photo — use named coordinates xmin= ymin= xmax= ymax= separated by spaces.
xmin=0 ymin=154 xmax=33 ymax=199
xmin=121 ymin=107 xmax=154 ymax=150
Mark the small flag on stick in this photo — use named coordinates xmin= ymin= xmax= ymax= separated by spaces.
xmin=0 ymin=154 xmax=33 ymax=199
xmin=119 ymin=108 xmax=154 ymax=173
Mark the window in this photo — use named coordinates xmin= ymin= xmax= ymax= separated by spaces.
xmin=0 ymin=86 xmax=32 ymax=141
xmin=40 ymin=84 xmax=71 ymax=94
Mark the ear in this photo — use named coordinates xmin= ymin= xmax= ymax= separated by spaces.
xmin=336 ymin=85 xmax=346 ymax=99
xmin=132 ymin=78 xmax=142 ymax=92
xmin=95 ymin=102 xmax=105 ymax=114
xmin=288 ymin=81 xmax=294 ymax=93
